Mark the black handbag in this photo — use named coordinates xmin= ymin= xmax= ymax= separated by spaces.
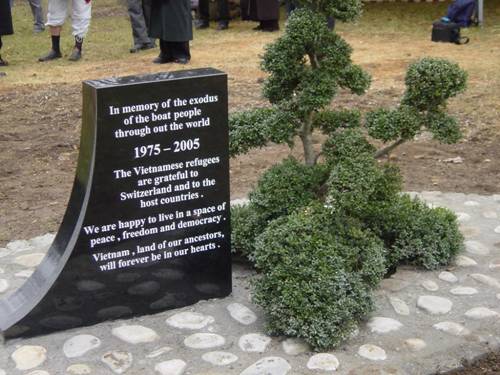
xmin=431 ymin=21 xmax=470 ymax=45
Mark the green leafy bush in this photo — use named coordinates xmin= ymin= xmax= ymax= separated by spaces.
xmin=403 ymin=57 xmax=468 ymax=111
xmin=250 ymin=157 xmax=329 ymax=222
xmin=230 ymin=204 xmax=266 ymax=259
xmin=371 ymin=195 xmax=465 ymax=270
xmin=252 ymin=204 xmax=386 ymax=350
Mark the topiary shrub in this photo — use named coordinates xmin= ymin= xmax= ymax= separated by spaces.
xmin=252 ymin=204 xmax=386 ymax=350
xmin=229 ymin=0 xmax=468 ymax=351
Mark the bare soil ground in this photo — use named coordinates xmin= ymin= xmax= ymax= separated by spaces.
xmin=1 ymin=2 xmax=500 ymax=373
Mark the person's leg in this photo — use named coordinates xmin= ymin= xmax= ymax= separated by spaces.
xmin=153 ymin=39 xmax=174 ymax=64
xmin=168 ymin=41 xmax=190 ymax=63
xmin=141 ymin=0 xmax=155 ymax=45
xmin=39 ymin=0 xmax=66 ymax=61
xmin=0 ymin=36 xmax=7 ymax=67
xmin=28 ymin=0 xmax=45 ymax=32
xmin=127 ymin=0 xmax=154 ymax=52
xmin=216 ymin=0 xmax=229 ymax=30
xmin=69 ymin=0 xmax=92 ymax=61
xmin=196 ymin=0 xmax=210 ymax=29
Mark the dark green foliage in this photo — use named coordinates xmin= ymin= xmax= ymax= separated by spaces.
xmin=322 ymin=128 xmax=376 ymax=166
xmin=229 ymin=108 xmax=297 ymax=157
xmin=250 ymin=157 xmax=329 ymax=222
xmin=229 ymin=108 xmax=274 ymax=157
xmin=230 ymin=204 xmax=266 ymax=259
xmin=371 ymin=195 xmax=465 ymax=270
xmin=366 ymin=105 xmax=422 ymax=142
xmin=425 ymin=110 xmax=462 ymax=144
xmin=253 ymin=204 xmax=386 ymax=350
xmin=293 ymin=0 xmax=363 ymax=21
xmin=403 ymin=57 xmax=467 ymax=111
xmin=314 ymin=109 xmax=361 ymax=134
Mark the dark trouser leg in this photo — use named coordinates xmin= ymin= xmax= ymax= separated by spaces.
xmin=167 ymin=41 xmax=191 ymax=61
xmin=127 ymin=0 xmax=153 ymax=47
xmin=159 ymin=40 xmax=173 ymax=60
xmin=198 ymin=0 xmax=210 ymax=23
xmin=218 ymin=0 xmax=229 ymax=22
xmin=286 ymin=1 xmax=296 ymax=16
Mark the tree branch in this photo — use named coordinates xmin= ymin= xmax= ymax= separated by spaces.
xmin=374 ymin=138 xmax=406 ymax=159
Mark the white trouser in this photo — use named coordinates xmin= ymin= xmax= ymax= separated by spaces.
xmin=46 ymin=0 xmax=91 ymax=38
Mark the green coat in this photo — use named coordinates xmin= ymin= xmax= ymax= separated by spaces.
xmin=149 ymin=0 xmax=193 ymax=42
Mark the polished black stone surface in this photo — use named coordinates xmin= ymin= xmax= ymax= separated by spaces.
xmin=0 ymin=69 xmax=231 ymax=339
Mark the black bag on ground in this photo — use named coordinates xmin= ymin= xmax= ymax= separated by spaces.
xmin=431 ymin=21 xmax=469 ymax=45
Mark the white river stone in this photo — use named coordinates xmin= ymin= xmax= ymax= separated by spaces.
xmin=471 ymin=273 xmax=500 ymax=289
xmin=30 ymin=233 xmax=55 ymax=250
xmin=483 ymin=211 xmax=498 ymax=219
xmin=495 ymin=226 xmax=500 ymax=234
xmin=155 ymin=359 xmax=187 ymax=375
xmin=465 ymin=241 xmax=490 ymax=256
xmin=417 ymin=296 xmax=453 ymax=314
xmin=239 ymin=333 xmax=272 ymax=352
xmin=389 ymin=297 xmax=410 ymax=316
xmin=63 ymin=334 xmax=101 ymax=358
xmin=281 ymin=338 xmax=310 ymax=356
xmin=422 ymin=280 xmax=439 ymax=291
xmin=439 ymin=271 xmax=458 ymax=283
xmin=66 ymin=364 xmax=92 ymax=375
xmin=202 ymin=351 xmax=238 ymax=366
xmin=367 ymin=317 xmax=403 ymax=333
xmin=227 ymin=303 xmax=257 ymax=325
xmin=456 ymin=212 xmax=471 ymax=222
xmin=240 ymin=357 xmax=291 ymax=375
xmin=146 ymin=347 xmax=173 ymax=358
xmin=465 ymin=307 xmax=499 ymax=320
xmin=450 ymin=286 xmax=478 ymax=295
xmin=7 ymin=239 xmax=32 ymax=252
xmin=15 ymin=270 xmax=34 ymax=278
xmin=26 ymin=371 xmax=50 ymax=375
xmin=433 ymin=322 xmax=471 ymax=336
xmin=13 ymin=253 xmax=45 ymax=267
xmin=166 ymin=311 xmax=214 ymax=329
xmin=11 ymin=345 xmax=47 ymax=371
xmin=184 ymin=333 xmax=225 ymax=349
xmin=112 ymin=325 xmax=159 ymax=344
xmin=464 ymin=200 xmax=480 ymax=206
xmin=0 ymin=279 xmax=9 ymax=293
xmin=404 ymin=338 xmax=427 ymax=352
xmin=455 ymin=255 xmax=478 ymax=267
xmin=0 ymin=370 xmax=4 ymax=375
xmin=358 ymin=344 xmax=387 ymax=361
xmin=101 ymin=351 xmax=133 ymax=374
xmin=489 ymin=259 xmax=500 ymax=269
xmin=307 ymin=353 xmax=340 ymax=371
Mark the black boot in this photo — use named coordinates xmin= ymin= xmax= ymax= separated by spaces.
xmin=38 ymin=49 xmax=62 ymax=62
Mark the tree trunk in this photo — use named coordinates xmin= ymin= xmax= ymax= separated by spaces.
xmin=300 ymin=112 xmax=316 ymax=166
xmin=375 ymin=138 xmax=406 ymax=159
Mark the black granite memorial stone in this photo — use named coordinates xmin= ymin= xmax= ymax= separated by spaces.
xmin=0 ymin=69 xmax=231 ymax=339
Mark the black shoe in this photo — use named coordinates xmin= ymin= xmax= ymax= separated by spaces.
xmin=0 ymin=56 xmax=8 ymax=66
xmin=38 ymin=49 xmax=62 ymax=62
xmin=195 ymin=20 xmax=209 ymax=29
xmin=130 ymin=43 xmax=155 ymax=53
xmin=173 ymin=57 xmax=189 ymax=64
xmin=216 ymin=21 xmax=229 ymax=30
xmin=33 ymin=25 xmax=45 ymax=33
xmin=68 ymin=48 xmax=82 ymax=61
xmin=260 ymin=25 xmax=279 ymax=32
xmin=153 ymin=55 xmax=174 ymax=64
